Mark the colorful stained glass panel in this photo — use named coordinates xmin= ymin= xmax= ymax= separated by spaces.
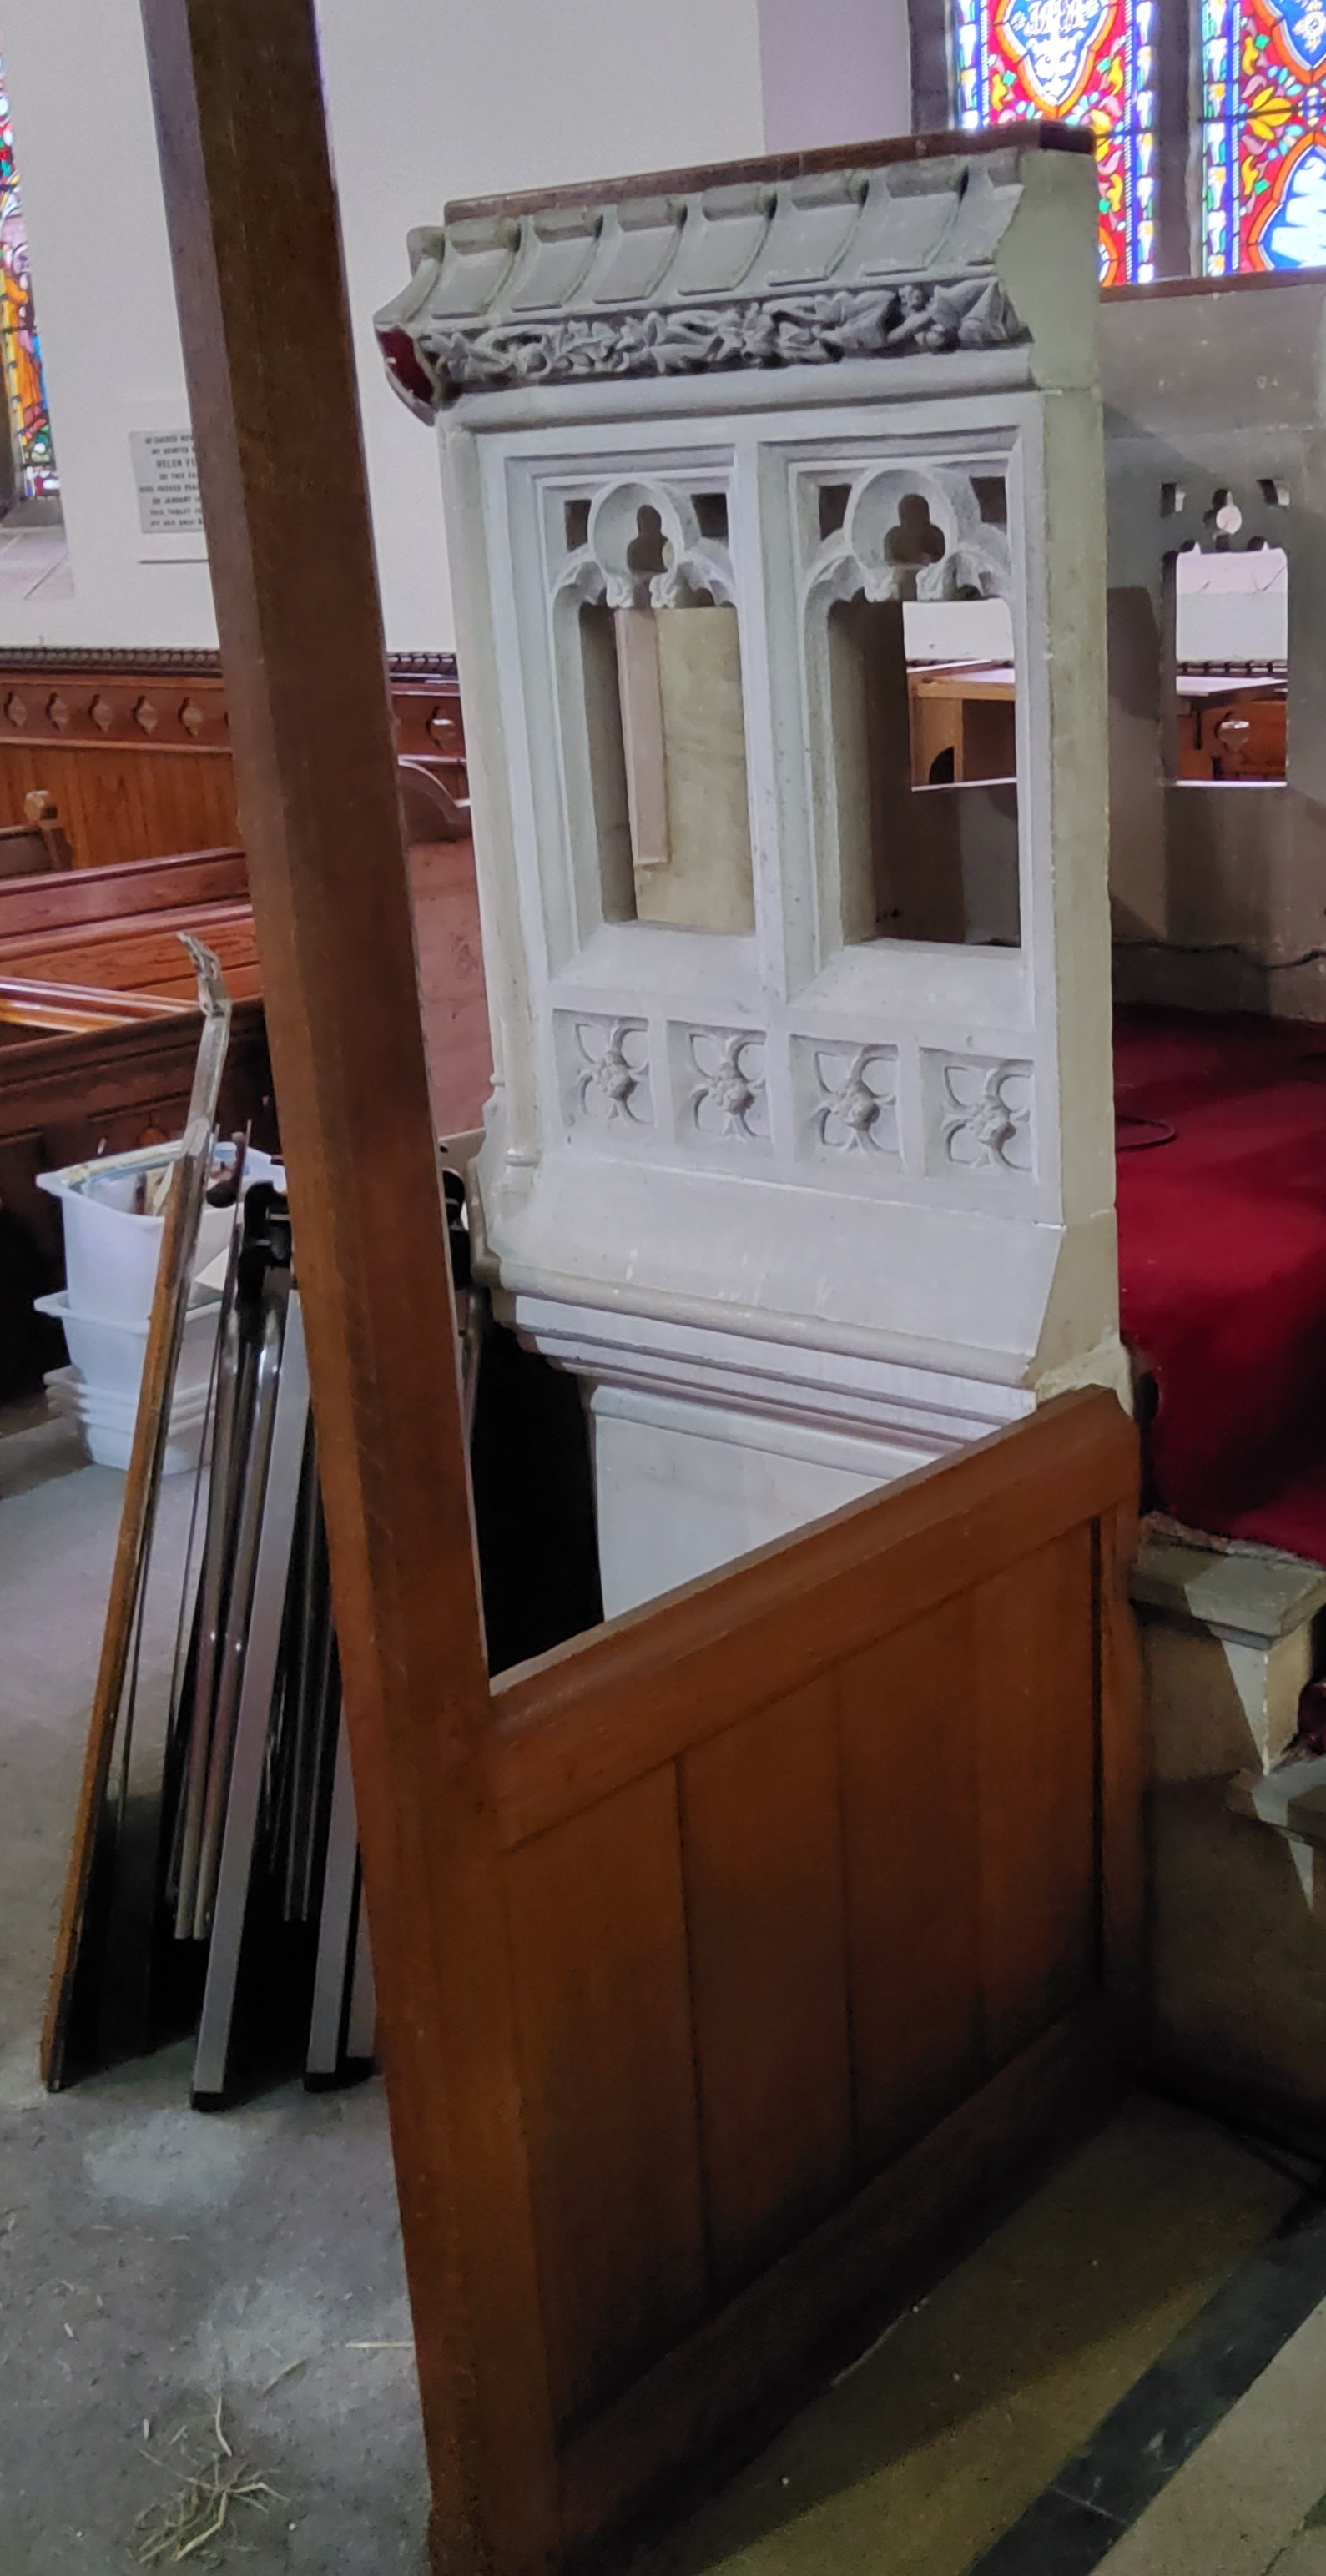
xmin=0 ymin=52 xmax=55 ymax=498
xmin=951 ymin=0 xmax=1157 ymax=283
xmin=1202 ymin=0 xmax=1326 ymax=268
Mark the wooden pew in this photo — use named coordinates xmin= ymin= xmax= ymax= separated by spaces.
xmin=0 ymin=650 xmax=469 ymax=868
xmin=0 ymin=843 xmax=259 ymax=1000
xmin=0 ymin=792 xmax=74 ymax=878
xmin=0 ymin=843 xmax=267 ymax=1398
xmin=0 ymin=975 xmax=186 ymax=1034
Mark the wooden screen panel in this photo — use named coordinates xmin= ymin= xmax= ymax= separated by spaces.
xmin=976 ymin=1529 xmax=1097 ymax=2067
xmin=681 ymin=1682 xmax=853 ymax=2295
xmin=490 ymin=1393 xmax=1132 ymax=1851
xmin=840 ymin=1596 xmax=984 ymax=2171
xmin=0 ymin=664 xmax=465 ymax=872
xmin=505 ymin=1770 xmax=708 ymax=2433
xmin=0 ymin=742 xmax=240 ymax=871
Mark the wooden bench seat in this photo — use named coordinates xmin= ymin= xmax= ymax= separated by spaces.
xmin=0 ymin=843 xmax=259 ymax=1004
xmin=0 ymin=897 xmax=260 ymax=1000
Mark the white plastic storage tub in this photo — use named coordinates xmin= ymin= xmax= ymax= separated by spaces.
xmin=36 ymin=1141 xmax=282 ymax=1326
xmin=44 ymin=1368 xmax=209 ymax=1475
xmin=34 ymin=1289 xmax=222 ymax=1406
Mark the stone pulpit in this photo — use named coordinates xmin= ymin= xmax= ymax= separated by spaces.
xmin=380 ymin=124 xmax=1124 ymax=1614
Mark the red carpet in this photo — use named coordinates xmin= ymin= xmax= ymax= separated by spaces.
xmin=1116 ymin=1008 xmax=1326 ymax=1563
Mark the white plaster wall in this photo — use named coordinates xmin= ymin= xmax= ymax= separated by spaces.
xmin=2 ymin=0 xmax=215 ymax=648
xmin=0 ymin=0 xmax=770 ymax=653
xmin=759 ymin=0 xmax=911 ymax=153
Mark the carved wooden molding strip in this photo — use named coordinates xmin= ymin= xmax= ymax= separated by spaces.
xmin=0 ymin=645 xmax=459 ymax=683
xmin=0 ymin=652 xmax=466 ymax=764
xmin=378 ymin=142 xmax=1040 ymax=413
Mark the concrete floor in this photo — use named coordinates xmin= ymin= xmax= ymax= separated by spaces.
xmin=0 ymin=1406 xmax=430 ymax=2575
xmin=1095 ymin=2294 xmax=1326 ymax=2576
xmin=4 ymin=1401 xmax=1326 ymax=2576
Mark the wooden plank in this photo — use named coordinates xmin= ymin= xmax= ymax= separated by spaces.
xmin=613 ymin=606 xmax=669 ymax=871
xmin=681 ymin=1683 xmax=852 ymax=2294
xmin=976 ymin=1531 xmax=1097 ymax=2070
xmin=0 ymin=997 xmax=269 ymax=1140
xmin=42 ymin=944 xmax=232 ymax=2088
xmin=840 ymin=1599 xmax=983 ymax=2169
xmin=558 ymin=2004 xmax=1119 ymax=2563
xmin=137 ymin=2 xmax=560 ymax=2567
xmin=0 ymin=900 xmax=257 ymax=994
xmin=0 ymin=975 xmax=187 ymax=1031
xmin=507 ymin=1772 xmax=708 ymax=2430
xmin=492 ymin=1391 xmax=1137 ymax=1849
xmin=1097 ymin=1497 xmax=1146 ymax=2019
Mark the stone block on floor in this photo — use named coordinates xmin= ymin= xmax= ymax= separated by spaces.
xmin=1133 ymin=1535 xmax=1326 ymax=1780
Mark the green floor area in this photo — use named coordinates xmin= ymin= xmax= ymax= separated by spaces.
xmin=645 ymin=2098 xmax=1298 ymax=2576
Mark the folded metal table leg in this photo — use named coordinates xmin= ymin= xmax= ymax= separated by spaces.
xmin=345 ymin=1877 xmax=376 ymax=2069
xmin=305 ymin=1705 xmax=360 ymax=2085
xmin=191 ymin=1291 xmax=310 ymax=2109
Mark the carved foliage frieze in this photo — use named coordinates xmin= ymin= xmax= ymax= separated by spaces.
xmin=419 ymin=279 xmax=1021 ymax=401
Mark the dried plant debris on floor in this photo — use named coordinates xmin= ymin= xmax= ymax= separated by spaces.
xmin=133 ymin=2395 xmax=285 ymax=2565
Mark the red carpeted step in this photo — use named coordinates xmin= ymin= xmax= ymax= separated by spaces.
xmin=1116 ymin=1007 xmax=1326 ymax=1560
xmin=1224 ymin=1458 xmax=1326 ymax=1562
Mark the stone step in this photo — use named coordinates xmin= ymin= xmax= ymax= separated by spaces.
xmin=1132 ymin=1531 xmax=1326 ymax=1782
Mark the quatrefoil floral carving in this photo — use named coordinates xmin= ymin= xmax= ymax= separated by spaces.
xmin=572 ymin=1017 xmax=652 ymax=1130
xmin=941 ymin=1059 xmax=1032 ymax=1175
xmin=812 ymin=1045 xmax=899 ymax=1156
xmin=688 ymin=1029 xmax=768 ymax=1143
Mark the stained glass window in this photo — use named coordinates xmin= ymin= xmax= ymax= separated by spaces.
xmin=0 ymin=52 xmax=55 ymax=499
xmin=1201 ymin=0 xmax=1326 ymax=269
xmin=951 ymin=0 xmax=1158 ymax=283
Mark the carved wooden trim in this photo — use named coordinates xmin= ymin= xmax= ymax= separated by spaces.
xmin=0 ymin=644 xmax=459 ymax=680
xmin=0 ymin=651 xmax=466 ymax=777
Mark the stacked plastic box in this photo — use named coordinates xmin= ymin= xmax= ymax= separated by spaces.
xmin=33 ymin=1144 xmax=234 ymax=1472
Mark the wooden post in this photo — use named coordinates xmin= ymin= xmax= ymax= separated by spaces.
xmin=135 ymin=4 xmax=559 ymax=2568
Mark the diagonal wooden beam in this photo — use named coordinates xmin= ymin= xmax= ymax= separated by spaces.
xmin=135 ymin=3 xmax=558 ymax=2566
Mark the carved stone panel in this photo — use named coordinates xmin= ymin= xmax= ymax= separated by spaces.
xmin=793 ymin=1038 xmax=901 ymax=1165
xmin=556 ymin=1012 xmax=653 ymax=1137
xmin=923 ymin=1052 xmax=1034 ymax=1179
xmin=673 ymin=1025 xmax=769 ymax=1150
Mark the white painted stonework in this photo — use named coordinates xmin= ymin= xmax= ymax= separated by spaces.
xmin=382 ymin=134 xmax=1124 ymax=1612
